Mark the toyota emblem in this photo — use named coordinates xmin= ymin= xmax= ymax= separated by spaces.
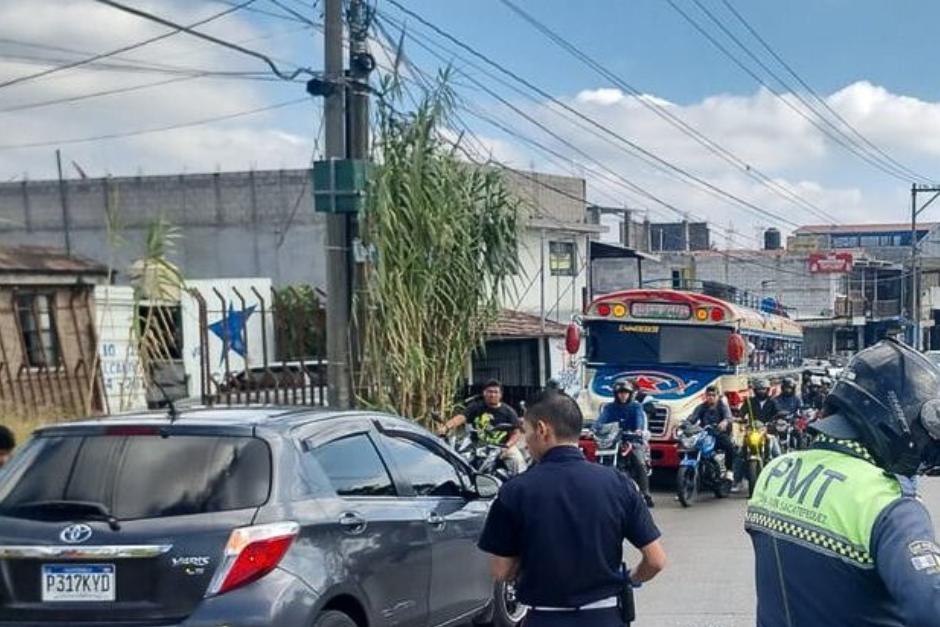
xmin=59 ymin=523 xmax=93 ymax=544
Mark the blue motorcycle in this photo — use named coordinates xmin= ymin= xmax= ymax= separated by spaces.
xmin=675 ymin=422 xmax=732 ymax=507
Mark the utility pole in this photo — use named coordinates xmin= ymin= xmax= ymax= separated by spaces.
xmin=323 ymin=0 xmax=350 ymax=408
xmin=346 ymin=0 xmax=373 ymax=399
xmin=910 ymin=183 xmax=940 ymax=351
xmin=55 ymin=149 xmax=72 ymax=255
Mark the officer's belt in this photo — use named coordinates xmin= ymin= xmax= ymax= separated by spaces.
xmin=530 ymin=596 xmax=619 ymax=612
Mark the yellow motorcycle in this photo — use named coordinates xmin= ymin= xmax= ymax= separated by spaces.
xmin=738 ymin=400 xmax=773 ymax=498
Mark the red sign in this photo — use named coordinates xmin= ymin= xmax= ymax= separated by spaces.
xmin=808 ymin=252 xmax=853 ymax=273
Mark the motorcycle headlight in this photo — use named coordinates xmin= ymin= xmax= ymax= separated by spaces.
xmin=747 ymin=431 xmax=763 ymax=447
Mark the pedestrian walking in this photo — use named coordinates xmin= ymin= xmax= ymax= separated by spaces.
xmin=478 ymin=391 xmax=666 ymax=626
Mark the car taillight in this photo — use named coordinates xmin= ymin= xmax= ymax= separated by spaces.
xmin=207 ymin=522 xmax=299 ymax=596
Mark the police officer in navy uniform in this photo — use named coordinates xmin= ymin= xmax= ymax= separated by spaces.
xmin=478 ymin=391 xmax=666 ymax=626
xmin=747 ymin=339 xmax=940 ymax=627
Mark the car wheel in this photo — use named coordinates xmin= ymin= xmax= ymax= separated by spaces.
xmin=314 ymin=610 xmax=358 ymax=627
xmin=490 ymin=581 xmax=527 ymax=627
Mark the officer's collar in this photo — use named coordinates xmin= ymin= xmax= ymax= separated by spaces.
xmin=812 ymin=433 xmax=878 ymax=466
xmin=540 ymin=445 xmax=584 ymax=464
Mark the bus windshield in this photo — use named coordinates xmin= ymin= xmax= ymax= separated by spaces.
xmin=586 ymin=321 xmax=731 ymax=368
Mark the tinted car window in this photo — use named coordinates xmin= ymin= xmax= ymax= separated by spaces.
xmin=0 ymin=434 xmax=271 ymax=520
xmin=381 ymin=436 xmax=464 ymax=497
xmin=312 ymin=434 xmax=395 ymax=497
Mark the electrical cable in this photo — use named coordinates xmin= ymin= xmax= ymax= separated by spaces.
xmin=0 ymin=0 xmax=257 ymax=91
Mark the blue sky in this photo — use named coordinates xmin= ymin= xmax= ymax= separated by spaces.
xmin=2 ymin=1 xmax=940 ymax=241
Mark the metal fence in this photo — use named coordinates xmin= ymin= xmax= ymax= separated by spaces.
xmin=190 ymin=285 xmax=328 ymax=407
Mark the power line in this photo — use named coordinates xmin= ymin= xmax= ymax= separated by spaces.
xmin=381 ymin=0 xmax=802 ymax=230
xmin=0 ymin=0 xmax=257 ymax=91
xmin=665 ymin=0 xmax=916 ymax=183
xmin=0 ymin=97 xmax=310 ymax=151
xmin=94 ymin=0 xmax=317 ymax=81
xmin=716 ymin=0 xmax=933 ymax=183
xmin=497 ymin=0 xmax=843 ymax=226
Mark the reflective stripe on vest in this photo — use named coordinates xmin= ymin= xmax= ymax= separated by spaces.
xmin=746 ymin=446 xmax=902 ymax=569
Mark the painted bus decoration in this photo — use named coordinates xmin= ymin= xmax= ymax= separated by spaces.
xmin=567 ymin=288 xmax=804 ymax=469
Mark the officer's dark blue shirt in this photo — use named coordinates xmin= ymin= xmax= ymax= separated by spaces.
xmin=595 ymin=400 xmax=646 ymax=433
xmin=477 ymin=445 xmax=660 ymax=608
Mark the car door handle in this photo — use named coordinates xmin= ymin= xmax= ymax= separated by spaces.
xmin=426 ymin=513 xmax=446 ymax=531
xmin=339 ymin=512 xmax=367 ymax=535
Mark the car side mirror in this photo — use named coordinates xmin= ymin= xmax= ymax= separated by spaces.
xmin=474 ymin=474 xmax=500 ymax=499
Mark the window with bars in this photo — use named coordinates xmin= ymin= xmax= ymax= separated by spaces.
xmin=549 ymin=241 xmax=576 ymax=276
xmin=16 ymin=293 xmax=61 ymax=368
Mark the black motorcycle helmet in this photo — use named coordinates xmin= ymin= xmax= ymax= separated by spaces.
xmin=781 ymin=377 xmax=797 ymax=394
xmin=816 ymin=338 xmax=940 ymax=476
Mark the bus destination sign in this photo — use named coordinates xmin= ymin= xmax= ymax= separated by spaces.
xmin=629 ymin=302 xmax=692 ymax=320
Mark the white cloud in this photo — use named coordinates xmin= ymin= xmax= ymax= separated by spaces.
xmin=0 ymin=0 xmax=314 ymax=179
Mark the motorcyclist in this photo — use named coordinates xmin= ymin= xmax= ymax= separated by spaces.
xmin=802 ymin=376 xmax=826 ymax=411
xmin=595 ymin=380 xmax=654 ymax=508
xmin=747 ymin=339 xmax=940 ymax=627
xmin=771 ymin=376 xmax=802 ymax=416
xmin=688 ymin=385 xmax=736 ymax=482
xmin=734 ymin=378 xmax=781 ymax=492
xmin=440 ymin=379 xmax=527 ymax=475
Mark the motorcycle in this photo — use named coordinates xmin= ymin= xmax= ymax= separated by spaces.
xmin=675 ymin=422 xmax=732 ymax=507
xmin=450 ymin=423 xmax=519 ymax=482
xmin=742 ymin=420 xmax=772 ymax=498
xmin=593 ymin=423 xmax=621 ymax=468
xmin=620 ymin=431 xmax=652 ymax=479
xmin=793 ymin=409 xmax=816 ymax=450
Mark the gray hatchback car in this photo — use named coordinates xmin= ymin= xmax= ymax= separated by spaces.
xmin=0 ymin=407 xmax=525 ymax=627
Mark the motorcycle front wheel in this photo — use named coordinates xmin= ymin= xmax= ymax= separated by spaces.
xmin=676 ymin=465 xmax=698 ymax=507
xmin=747 ymin=458 xmax=762 ymax=499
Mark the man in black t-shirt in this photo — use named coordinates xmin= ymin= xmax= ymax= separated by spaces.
xmin=440 ymin=379 xmax=526 ymax=474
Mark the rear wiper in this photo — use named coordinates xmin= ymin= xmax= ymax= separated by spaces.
xmin=1 ymin=500 xmax=121 ymax=531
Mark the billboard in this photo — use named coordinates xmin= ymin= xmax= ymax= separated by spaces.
xmin=808 ymin=252 xmax=853 ymax=273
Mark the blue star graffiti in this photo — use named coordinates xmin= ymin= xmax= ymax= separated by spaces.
xmin=208 ymin=303 xmax=256 ymax=365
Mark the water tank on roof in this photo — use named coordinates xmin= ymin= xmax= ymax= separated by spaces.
xmin=764 ymin=228 xmax=782 ymax=250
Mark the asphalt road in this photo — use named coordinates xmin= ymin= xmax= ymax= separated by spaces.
xmin=622 ymin=475 xmax=940 ymax=627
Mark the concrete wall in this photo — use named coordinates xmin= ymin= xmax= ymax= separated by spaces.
xmin=514 ymin=228 xmax=588 ymax=325
xmin=0 ymin=170 xmax=325 ymax=288
xmin=0 ymin=169 xmax=592 ymax=314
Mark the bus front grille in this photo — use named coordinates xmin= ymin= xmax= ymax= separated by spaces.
xmin=648 ymin=405 xmax=669 ymax=435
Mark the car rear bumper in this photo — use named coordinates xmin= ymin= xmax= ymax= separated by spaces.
xmin=0 ymin=568 xmax=318 ymax=627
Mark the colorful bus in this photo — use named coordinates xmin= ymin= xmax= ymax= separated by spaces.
xmin=572 ymin=288 xmax=804 ymax=469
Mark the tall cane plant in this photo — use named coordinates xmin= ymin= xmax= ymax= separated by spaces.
xmin=357 ymin=79 xmax=521 ymax=426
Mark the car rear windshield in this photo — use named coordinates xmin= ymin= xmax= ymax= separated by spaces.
xmin=0 ymin=434 xmax=271 ymax=520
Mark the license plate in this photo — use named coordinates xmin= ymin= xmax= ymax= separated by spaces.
xmin=41 ymin=564 xmax=116 ymax=602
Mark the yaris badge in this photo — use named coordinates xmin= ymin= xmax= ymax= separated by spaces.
xmin=59 ymin=523 xmax=93 ymax=544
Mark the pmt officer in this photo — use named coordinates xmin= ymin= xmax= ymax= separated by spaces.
xmin=478 ymin=391 xmax=666 ymax=626
xmin=747 ymin=339 xmax=940 ymax=627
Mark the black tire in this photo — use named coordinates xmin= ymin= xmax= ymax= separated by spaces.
xmin=314 ymin=610 xmax=358 ymax=627
xmin=747 ymin=459 xmax=761 ymax=499
xmin=676 ymin=466 xmax=697 ymax=507
xmin=714 ymin=477 xmax=731 ymax=499
xmin=489 ymin=581 xmax=527 ymax=627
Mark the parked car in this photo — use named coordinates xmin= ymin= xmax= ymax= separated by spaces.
xmin=0 ymin=407 xmax=521 ymax=627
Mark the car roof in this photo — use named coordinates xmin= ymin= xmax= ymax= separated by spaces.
xmin=34 ymin=406 xmax=419 ymax=435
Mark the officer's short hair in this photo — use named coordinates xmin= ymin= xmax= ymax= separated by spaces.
xmin=523 ymin=391 xmax=583 ymax=440
xmin=0 ymin=425 xmax=14 ymax=452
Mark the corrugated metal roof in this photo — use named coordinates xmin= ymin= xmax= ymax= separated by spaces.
xmin=487 ymin=309 xmax=568 ymax=339
xmin=0 ymin=246 xmax=108 ymax=275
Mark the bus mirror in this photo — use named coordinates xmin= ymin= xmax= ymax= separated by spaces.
xmin=728 ymin=332 xmax=747 ymax=365
xmin=565 ymin=323 xmax=581 ymax=354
